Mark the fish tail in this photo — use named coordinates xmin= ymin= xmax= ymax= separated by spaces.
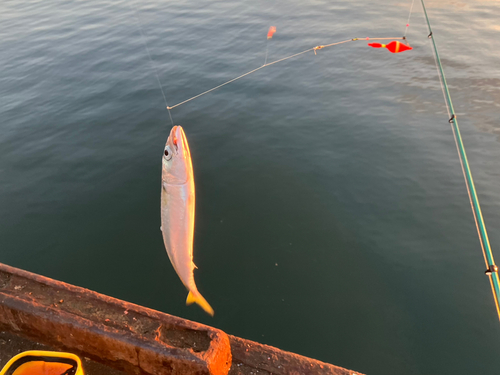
xmin=186 ymin=290 xmax=214 ymax=316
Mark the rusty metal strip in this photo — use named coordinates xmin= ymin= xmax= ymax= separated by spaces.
xmin=0 ymin=263 xmax=363 ymax=375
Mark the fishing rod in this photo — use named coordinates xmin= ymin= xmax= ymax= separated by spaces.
xmin=420 ymin=0 xmax=500 ymax=320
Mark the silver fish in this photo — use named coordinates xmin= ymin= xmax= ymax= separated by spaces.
xmin=160 ymin=125 xmax=214 ymax=316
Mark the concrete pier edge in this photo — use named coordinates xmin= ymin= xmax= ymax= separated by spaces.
xmin=0 ymin=263 xmax=363 ymax=375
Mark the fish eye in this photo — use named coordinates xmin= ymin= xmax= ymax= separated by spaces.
xmin=164 ymin=147 xmax=172 ymax=160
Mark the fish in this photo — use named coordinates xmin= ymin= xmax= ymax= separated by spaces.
xmin=160 ymin=125 xmax=214 ymax=316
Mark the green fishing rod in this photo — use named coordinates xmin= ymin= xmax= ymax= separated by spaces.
xmin=420 ymin=0 xmax=500 ymax=320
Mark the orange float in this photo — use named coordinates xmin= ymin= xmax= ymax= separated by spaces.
xmin=368 ymin=40 xmax=412 ymax=53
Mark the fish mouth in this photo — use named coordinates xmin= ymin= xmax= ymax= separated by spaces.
xmin=167 ymin=126 xmax=180 ymax=155
xmin=169 ymin=125 xmax=190 ymax=158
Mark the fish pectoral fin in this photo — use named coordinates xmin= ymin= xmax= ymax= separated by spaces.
xmin=186 ymin=291 xmax=214 ymax=316
xmin=160 ymin=226 xmax=162 ymax=232
xmin=192 ymin=261 xmax=198 ymax=269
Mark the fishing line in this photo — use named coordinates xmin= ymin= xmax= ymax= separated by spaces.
xmin=403 ymin=0 xmax=416 ymax=38
xmin=167 ymin=37 xmax=404 ymax=110
xmin=264 ymin=40 xmax=270 ymax=65
xmin=129 ymin=1 xmax=175 ymax=126
xmin=420 ymin=0 xmax=500 ymax=321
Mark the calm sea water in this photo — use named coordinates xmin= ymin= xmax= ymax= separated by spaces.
xmin=2 ymin=0 xmax=500 ymax=373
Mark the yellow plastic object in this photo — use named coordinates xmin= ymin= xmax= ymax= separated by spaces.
xmin=0 ymin=351 xmax=84 ymax=375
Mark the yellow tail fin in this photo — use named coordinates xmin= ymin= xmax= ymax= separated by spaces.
xmin=186 ymin=291 xmax=214 ymax=316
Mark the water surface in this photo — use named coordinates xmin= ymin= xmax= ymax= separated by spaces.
xmin=1 ymin=0 xmax=500 ymax=374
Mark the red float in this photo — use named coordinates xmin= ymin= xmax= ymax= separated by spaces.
xmin=368 ymin=40 xmax=412 ymax=53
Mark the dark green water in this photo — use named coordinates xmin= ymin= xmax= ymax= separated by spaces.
xmin=2 ymin=0 xmax=500 ymax=373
